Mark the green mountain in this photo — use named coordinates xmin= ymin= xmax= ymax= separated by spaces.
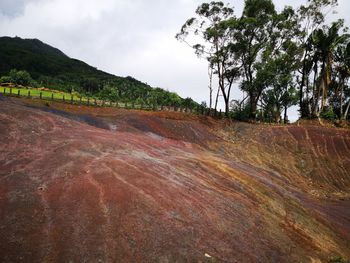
xmin=0 ymin=36 xmax=196 ymax=107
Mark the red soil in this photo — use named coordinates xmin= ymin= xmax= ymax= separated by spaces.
xmin=0 ymin=97 xmax=349 ymax=262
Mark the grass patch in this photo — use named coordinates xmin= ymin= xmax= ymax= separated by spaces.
xmin=0 ymin=86 xmax=151 ymax=110
xmin=0 ymin=86 xmax=86 ymax=101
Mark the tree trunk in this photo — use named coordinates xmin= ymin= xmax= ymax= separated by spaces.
xmin=343 ymin=100 xmax=350 ymax=120
xmin=259 ymin=96 xmax=264 ymax=122
xmin=224 ymin=97 xmax=230 ymax=117
xmin=249 ymin=94 xmax=257 ymax=120
xmin=214 ymin=39 xmax=226 ymax=117
xmin=311 ymin=64 xmax=318 ymax=118
xmin=321 ymin=74 xmax=326 ymax=112
xmin=306 ymin=72 xmax=310 ymax=117
xmin=299 ymin=51 xmax=308 ymax=118
xmin=214 ymin=85 xmax=220 ymax=112
xmin=274 ymin=110 xmax=281 ymax=123
xmin=218 ymin=61 xmax=230 ymax=117
xmin=321 ymin=55 xmax=331 ymax=112
xmin=224 ymin=78 xmax=234 ymax=118
xmin=316 ymin=80 xmax=323 ymax=117
xmin=317 ymin=60 xmax=326 ymax=116
xmin=340 ymin=78 xmax=344 ymax=118
xmin=208 ymin=65 xmax=213 ymax=112
xmin=284 ymin=105 xmax=288 ymax=124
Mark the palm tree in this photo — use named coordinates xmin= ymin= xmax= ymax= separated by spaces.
xmin=311 ymin=22 xmax=349 ymax=116
xmin=335 ymin=43 xmax=350 ymax=119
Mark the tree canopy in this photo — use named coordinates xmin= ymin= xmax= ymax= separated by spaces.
xmin=177 ymin=0 xmax=350 ymax=122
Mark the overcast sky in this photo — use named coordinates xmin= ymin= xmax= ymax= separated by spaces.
xmin=1 ymin=0 xmax=349 ymax=120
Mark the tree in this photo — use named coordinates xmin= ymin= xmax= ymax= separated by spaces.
xmin=177 ymin=0 xmax=349 ymax=123
xmin=226 ymin=0 xmax=276 ymax=119
xmin=312 ymin=21 xmax=349 ymax=112
xmin=80 ymin=78 xmax=101 ymax=94
xmin=305 ymin=20 xmax=350 ymax=119
xmin=176 ymin=1 xmax=236 ymax=116
xmin=297 ymin=0 xmax=339 ymax=118
xmin=334 ymin=43 xmax=350 ymax=119
xmin=99 ymin=84 xmax=120 ymax=102
xmin=259 ymin=53 xmax=299 ymax=124
xmin=9 ymin=69 xmax=33 ymax=86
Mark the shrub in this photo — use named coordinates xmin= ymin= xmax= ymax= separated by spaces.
xmin=0 ymin=76 xmax=11 ymax=83
xmin=320 ymin=107 xmax=337 ymax=121
xmin=230 ymin=100 xmax=250 ymax=121
xmin=98 ymin=85 xmax=119 ymax=101
xmin=8 ymin=69 xmax=33 ymax=86
xmin=328 ymin=257 xmax=350 ymax=263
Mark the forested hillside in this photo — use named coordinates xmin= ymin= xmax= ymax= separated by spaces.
xmin=0 ymin=36 xmax=196 ymax=107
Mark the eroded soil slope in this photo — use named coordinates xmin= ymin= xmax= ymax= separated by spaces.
xmin=0 ymin=97 xmax=349 ymax=263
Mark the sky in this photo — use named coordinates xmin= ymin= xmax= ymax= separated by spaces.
xmin=0 ymin=0 xmax=350 ymax=121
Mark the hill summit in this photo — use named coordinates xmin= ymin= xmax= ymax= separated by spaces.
xmin=0 ymin=36 xmax=196 ymax=107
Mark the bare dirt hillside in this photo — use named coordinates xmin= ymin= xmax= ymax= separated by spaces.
xmin=1 ymin=96 xmax=349 ymax=263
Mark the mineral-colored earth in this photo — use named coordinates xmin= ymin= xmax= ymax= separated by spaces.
xmin=0 ymin=97 xmax=349 ymax=262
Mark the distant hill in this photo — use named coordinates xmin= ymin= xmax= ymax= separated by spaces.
xmin=0 ymin=36 xmax=196 ymax=106
xmin=0 ymin=36 xmax=117 ymax=84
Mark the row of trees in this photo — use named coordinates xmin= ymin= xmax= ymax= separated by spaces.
xmin=177 ymin=0 xmax=350 ymax=122
xmin=0 ymin=69 xmax=198 ymax=108
xmin=97 ymin=84 xmax=196 ymax=107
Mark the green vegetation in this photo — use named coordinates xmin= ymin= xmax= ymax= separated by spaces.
xmin=0 ymin=37 xmax=198 ymax=109
xmin=0 ymin=85 xmax=202 ymax=112
xmin=177 ymin=0 xmax=350 ymax=122
xmin=0 ymin=86 xmax=83 ymax=101
xmin=328 ymin=257 xmax=350 ymax=263
xmin=0 ymin=69 xmax=36 ymax=86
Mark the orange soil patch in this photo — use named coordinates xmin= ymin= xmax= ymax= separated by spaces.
xmin=0 ymin=96 xmax=349 ymax=262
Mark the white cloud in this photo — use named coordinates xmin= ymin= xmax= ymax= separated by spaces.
xmin=0 ymin=0 xmax=349 ymax=121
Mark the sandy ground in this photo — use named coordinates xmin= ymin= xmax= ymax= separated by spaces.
xmin=0 ymin=96 xmax=349 ymax=262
